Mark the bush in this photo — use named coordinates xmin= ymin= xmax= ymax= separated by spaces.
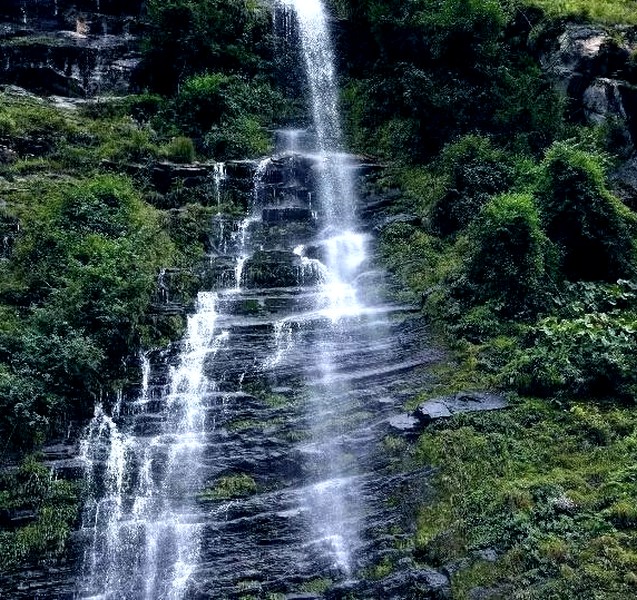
xmin=160 ymin=136 xmax=196 ymax=163
xmin=171 ymin=73 xmax=285 ymax=157
xmin=0 ymin=457 xmax=78 ymax=571
xmin=431 ymin=135 xmax=516 ymax=236
xmin=463 ymin=192 xmax=553 ymax=316
xmin=0 ymin=175 xmax=177 ymax=446
xmin=536 ymin=142 xmax=637 ymax=282
xmin=504 ymin=312 xmax=637 ymax=398
xmin=140 ymin=0 xmax=272 ymax=93
xmin=204 ymin=116 xmax=271 ymax=160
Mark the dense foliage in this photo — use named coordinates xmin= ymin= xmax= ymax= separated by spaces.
xmin=0 ymin=173 xmax=173 ymax=448
xmin=368 ymin=1 xmax=637 ymax=596
xmin=139 ymin=0 xmax=273 ymax=93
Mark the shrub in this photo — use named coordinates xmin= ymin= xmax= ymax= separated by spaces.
xmin=0 ymin=175 xmax=177 ymax=445
xmin=160 ymin=136 xmax=196 ymax=163
xmin=431 ymin=135 xmax=516 ymax=236
xmin=171 ymin=73 xmax=284 ymax=156
xmin=140 ymin=0 xmax=272 ymax=93
xmin=0 ymin=457 xmax=78 ymax=571
xmin=504 ymin=312 xmax=637 ymax=398
xmin=204 ymin=116 xmax=271 ymax=160
xmin=536 ymin=142 xmax=637 ymax=282
xmin=463 ymin=192 xmax=553 ymax=316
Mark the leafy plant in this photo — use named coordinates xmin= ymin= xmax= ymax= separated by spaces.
xmin=536 ymin=142 xmax=637 ymax=282
xmin=431 ymin=135 xmax=517 ymax=236
xmin=462 ymin=192 xmax=554 ymax=317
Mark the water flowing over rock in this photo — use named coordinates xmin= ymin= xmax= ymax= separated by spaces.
xmin=69 ymin=1 xmax=446 ymax=598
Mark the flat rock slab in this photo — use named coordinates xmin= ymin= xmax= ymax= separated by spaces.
xmin=415 ymin=391 xmax=508 ymax=424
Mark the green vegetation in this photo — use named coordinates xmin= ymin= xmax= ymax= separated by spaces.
xmin=140 ymin=0 xmax=273 ymax=93
xmin=0 ymin=0 xmax=636 ymax=592
xmin=413 ymin=399 xmax=637 ymax=598
xmin=527 ymin=0 xmax=637 ymax=23
xmin=199 ymin=474 xmax=258 ymax=501
xmin=351 ymin=1 xmax=637 ymax=596
xmin=536 ymin=143 xmax=637 ymax=282
xmin=0 ymin=456 xmax=79 ymax=571
xmin=463 ymin=192 xmax=553 ymax=317
xmin=0 ymin=174 xmax=176 ymax=448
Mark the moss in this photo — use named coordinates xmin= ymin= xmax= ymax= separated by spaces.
xmin=409 ymin=394 xmax=637 ymax=598
xmin=301 ymin=577 xmax=333 ymax=593
xmin=525 ymin=0 xmax=637 ymax=24
xmin=199 ymin=474 xmax=257 ymax=501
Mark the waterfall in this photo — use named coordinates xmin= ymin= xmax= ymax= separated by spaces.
xmin=283 ymin=0 xmax=357 ymax=229
xmin=79 ymin=294 xmax=226 ymax=599
xmin=76 ymin=0 xmax=437 ymax=596
xmin=276 ymin=0 xmax=370 ymax=577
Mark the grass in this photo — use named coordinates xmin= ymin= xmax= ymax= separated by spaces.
xmin=411 ymin=397 xmax=637 ymax=598
xmin=524 ymin=0 xmax=637 ymax=24
xmin=0 ymin=457 xmax=80 ymax=571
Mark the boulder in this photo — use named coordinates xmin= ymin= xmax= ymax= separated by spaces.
xmin=541 ymin=23 xmax=637 ymax=139
xmin=612 ymin=155 xmax=637 ymax=210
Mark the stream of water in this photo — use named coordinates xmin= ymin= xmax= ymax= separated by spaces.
xmin=76 ymin=1 xmax=437 ymax=597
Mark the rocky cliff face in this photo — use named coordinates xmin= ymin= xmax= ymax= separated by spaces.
xmin=542 ymin=24 xmax=637 ymax=207
xmin=0 ymin=0 xmax=144 ymax=96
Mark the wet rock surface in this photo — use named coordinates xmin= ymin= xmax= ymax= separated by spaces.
xmin=0 ymin=130 xmax=447 ymax=598
xmin=17 ymin=150 xmax=448 ymax=600
xmin=0 ymin=0 xmax=144 ymax=96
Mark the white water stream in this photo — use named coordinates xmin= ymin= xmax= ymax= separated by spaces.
xmin=79 ymin=294 xmax=226 ymax=599
xmin=79 ymin=0 xmax=385 ymax=595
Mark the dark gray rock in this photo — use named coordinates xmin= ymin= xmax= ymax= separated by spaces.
xmin=469 ymin=586 xmax=514 ymax=600
xmin=374 ymin=212 xmax=422 ymax=232
xmin=378 ymin=567 xmax=451 ymax=599
xmin=0 ymin=1 xmax=144 ymax=97
xmin=415 ymin=392 xmax=508 ymax=424
xmin=612 ymin=154 xmax=637 ymax=211
xmin=262 ymin=206 xmax=315 ymax=223
xmin=541 ymin=23 xmax=637 ymax=144
xmin=473 ymin=548 xmax=498 ymax=563
xmin=416 ymin=401 xmax=452 ymax=422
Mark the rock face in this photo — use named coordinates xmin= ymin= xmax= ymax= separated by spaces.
xmin=542 ymin=25 xmax=637 ymax=134
xmin=0 ymin=0 xmax=144 ymax=96
xmin=0 ymin=148 xmax=449 ymax=599
xmin=542 ymin=24 xmax=637 ymax=206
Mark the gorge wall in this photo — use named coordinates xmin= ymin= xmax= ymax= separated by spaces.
xmin=0 ymin=0 xmax=144 ymax=96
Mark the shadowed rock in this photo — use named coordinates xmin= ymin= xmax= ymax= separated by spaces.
xmin=414 ymin=392 xmax=508 ymax=425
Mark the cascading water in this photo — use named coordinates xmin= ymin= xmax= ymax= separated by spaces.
xmin=277 ymin=0 xmax=368 ymax=575
xmin=79 ymin=293 xmax=227 ymax=599
xmin=76 ymin=1 xmax=440 ymax=597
